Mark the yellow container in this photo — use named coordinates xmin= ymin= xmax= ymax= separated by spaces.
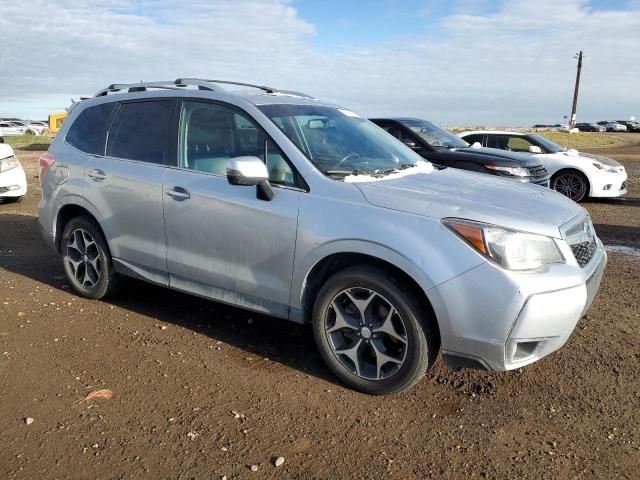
xmin=48 ymin=112 xmax=67 ymax=134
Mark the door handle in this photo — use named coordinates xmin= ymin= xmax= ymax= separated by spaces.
xmin=88 ymin=169 xmax=107 ymax=181
xmin=165 ymin=187 xmax=191 ymax=200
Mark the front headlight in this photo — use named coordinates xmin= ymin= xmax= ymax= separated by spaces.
xmin=443 ymin=219 xmax=564 ymax=271
xmin=592 ymin=162 xmax=619 ymax=173
xmin=0 ymin=155 xmax=20 ymax=173
xmin=483 ymin=164 xmax=529 ymax=177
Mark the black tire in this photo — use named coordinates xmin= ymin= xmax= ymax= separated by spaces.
xmin=551 ymin=170 xmax=589 ymax=202
xmin=25 ymin=129 xmax=35 ymax=135
xmin=61 ymin=216 xmax=120 ymax=299
xmin=1 ymin=196 xmax=23 ymax=204
xmin=312 ymin=266 xmax=438 ymax=395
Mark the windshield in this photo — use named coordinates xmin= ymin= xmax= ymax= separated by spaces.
xmin=258 ymin=104 xmax=424 ymax=178
xmin=400 ymin=119 xmax=468 ymax=149
xmin=529 ymin=134 xmax=564 ymax=153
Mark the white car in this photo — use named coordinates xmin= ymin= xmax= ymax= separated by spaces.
xmin=25 ymin=123 xmax=46 ymax=135
xmin=459 ymin=131 xmax=627 ymax=202
xmin=0 ymin=121 xmax=26 ymax=136
xmin=0 ymin=143 xmax=27 ymax=203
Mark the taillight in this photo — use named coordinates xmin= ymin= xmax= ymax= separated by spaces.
xmin=39 ymin=152 xmax=55 ymax=186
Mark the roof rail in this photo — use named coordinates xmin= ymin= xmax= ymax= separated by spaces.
xmin=94 ymin=78 xmax=313 ymax=99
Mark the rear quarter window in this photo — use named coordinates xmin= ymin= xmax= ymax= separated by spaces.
xmin=65 ymin=103 xmax=116 ymax=155
xmin=106 ymin=101 xmax=173 ymax=164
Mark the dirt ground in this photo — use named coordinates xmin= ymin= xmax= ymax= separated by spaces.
xmin=1 ymin=134 xmax=639 ymax=479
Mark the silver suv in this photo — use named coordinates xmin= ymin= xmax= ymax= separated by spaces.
xmin=39 ymin=79 xmax=606 ymax=394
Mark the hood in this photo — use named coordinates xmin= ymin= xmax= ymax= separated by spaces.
xmin=563 ymin=150 xmax=622 ymax=167
xmin=353 ymin=167 xmax=582 ymax=238
xmin=442 ymin=146 xmax=538 ymax=166
xmin=0 ymin=143 xmax=15 ymax=160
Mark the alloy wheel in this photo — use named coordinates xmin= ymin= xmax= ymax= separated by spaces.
xmin=324 ymin=287 xmax=408 ymax=381
xmin=553 ymin=173 xmax=586 ymax=201
xmin=66 ymin=228 xmax=102 ymax=289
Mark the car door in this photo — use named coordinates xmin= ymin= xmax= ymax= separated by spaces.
xmin=83 ymin=99 xmax=174 ymax=286
xmin=163 ymin=99 xmax=301 ymax=319
xmin=0 ymin=122 xmax=21 ymax=135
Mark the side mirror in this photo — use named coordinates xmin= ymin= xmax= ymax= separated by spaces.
xmin=528 ymin=145 xmax=542 ymax=154
xmin=226 ymin=156 xmax=274 ymax=201
xmin=401 ymin=138 xmax=419 ymax=150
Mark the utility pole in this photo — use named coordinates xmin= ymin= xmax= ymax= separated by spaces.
xmin=569 ymin=51 xmax=583 ymax=128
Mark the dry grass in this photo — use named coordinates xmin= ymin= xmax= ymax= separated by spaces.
xmin=528 ymin=131 xmax=623 ymax=149
xmin=2 ymin=135 xmax=52 ymax=150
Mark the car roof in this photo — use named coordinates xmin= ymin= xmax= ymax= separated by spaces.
xmin=370 ymin=117 xmax=430 ymax=123
xmin=460 ymin=130 xmax=525 ymax=136
xmin=85 ymin=78 xmax=340 ymax=110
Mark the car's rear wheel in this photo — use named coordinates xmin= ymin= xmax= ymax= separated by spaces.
xmin=312 ymin=266 xmax=438 ymax=395
xmin=552 ymin=171 xmax=588 ymax=202
xmin=61 ymin=216 xmax=120 ymax=299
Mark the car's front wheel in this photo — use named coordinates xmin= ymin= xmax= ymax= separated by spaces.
xmin=312 ymin=266 xmax=438 ymax=395
xmin=61 ymin=216 xmax=120 ymax=299
xmin=552 ymin=170 xmax=588 ymax=202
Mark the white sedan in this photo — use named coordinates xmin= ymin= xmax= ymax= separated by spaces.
xmin=459 ymin=130 xmax=627 ymax=202
xmin=0 ymin=121 xmax=26 ymax=136
xmin=0 ymin=143 xmax=27 ymax=203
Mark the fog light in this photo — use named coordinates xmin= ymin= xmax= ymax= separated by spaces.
xmin=506 ymin=339 xmax=547 ymax=363
xmin=8 ymin=185 xmax=20 ymax=191
xmin=603 ymin=184 xmax=612 ymax=191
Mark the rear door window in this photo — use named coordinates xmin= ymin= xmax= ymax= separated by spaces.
xmin=107 ymin=101 xmax=173 ymax=164
xmin=462 ymin=134 xmax=483 ymax=146
xmin=66 ymin=103 xmax=116 ymax=155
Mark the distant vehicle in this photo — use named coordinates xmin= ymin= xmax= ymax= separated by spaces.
xmin=532 ymin=124 xmax=565 ymax=129
xmin=370 ymin=118 xmax=550 ymax=187
xmin=596 ymin=121 xmax=627 ymax=132
xmin=0 ymin=121 xmax=26 ymax=136
xmin=25 ymin=123 xmax=46 ymax=135
xmin=0 ymin=143 xmax=27 ymax=203
xmin=459 ymin=131 xmax=627 ymax=202
xmin=615 ymin=120 xmax=640 ymax=132
xmin=575 ymin=123 xmax=606 ymax=132
xmin=48 ymin=111 xmax=67 ymax=134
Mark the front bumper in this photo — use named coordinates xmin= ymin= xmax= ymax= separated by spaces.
xmin=429 ymin=237 xmax=607 ymax=371
xmin=590 ymin=170 xmax=628 ymax=198
xmin=0 ymin=166 xmax=27 ymax=198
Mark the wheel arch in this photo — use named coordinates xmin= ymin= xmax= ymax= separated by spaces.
xmin=551 ymin=167 xmax=592 ymax=196
xmin=299 ymin=251 xmax=441 ymax=344
xmin=54 ymin=203 xmax=110 ymax=255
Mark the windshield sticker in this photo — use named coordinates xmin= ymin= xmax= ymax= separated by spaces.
xmin=338 ymin=109 xmax=361 ymax=118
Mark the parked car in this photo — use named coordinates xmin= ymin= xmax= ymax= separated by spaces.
xmin=596 ymin=121 xmax=627 ymax=132
xmin=0 ymin=143 xmax=27 ymax=203
xmin=459 ymin=131 xmax=627 ymax=202
xmin=615 ymin=120 xmax=640 ymax=132
xmin=39 ymin=78 xmax=606 ymax=394
xmin=370 ymin=118 xmax=550 ymax=187
xmin=575 ymin=123 xmax=606 ymax=132
xmin=25 ymin=122 xmax=46 ymax=135
xmin=0 ymin=121 xmax=26 ymax=136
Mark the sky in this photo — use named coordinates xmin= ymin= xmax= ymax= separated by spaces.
xmin=1 ymin=0 xmax=639 ymax=125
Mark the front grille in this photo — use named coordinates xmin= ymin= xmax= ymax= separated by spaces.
xmin=570 ymin=239 xmax=597 ymax=267
xmin=527 ymin=165 xmax=548 ymax=178
xmin=564 ymin=215 xmax=597 ymax=268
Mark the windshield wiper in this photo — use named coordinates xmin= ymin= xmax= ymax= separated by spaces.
xmin=324 ymin=169 xmax=369 ymax=178
xmin=375 ymin=163 xmax=416 ymax=176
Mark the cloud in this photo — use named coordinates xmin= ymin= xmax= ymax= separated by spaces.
xmin=1 ymin=0 xmax=639 ymax=124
